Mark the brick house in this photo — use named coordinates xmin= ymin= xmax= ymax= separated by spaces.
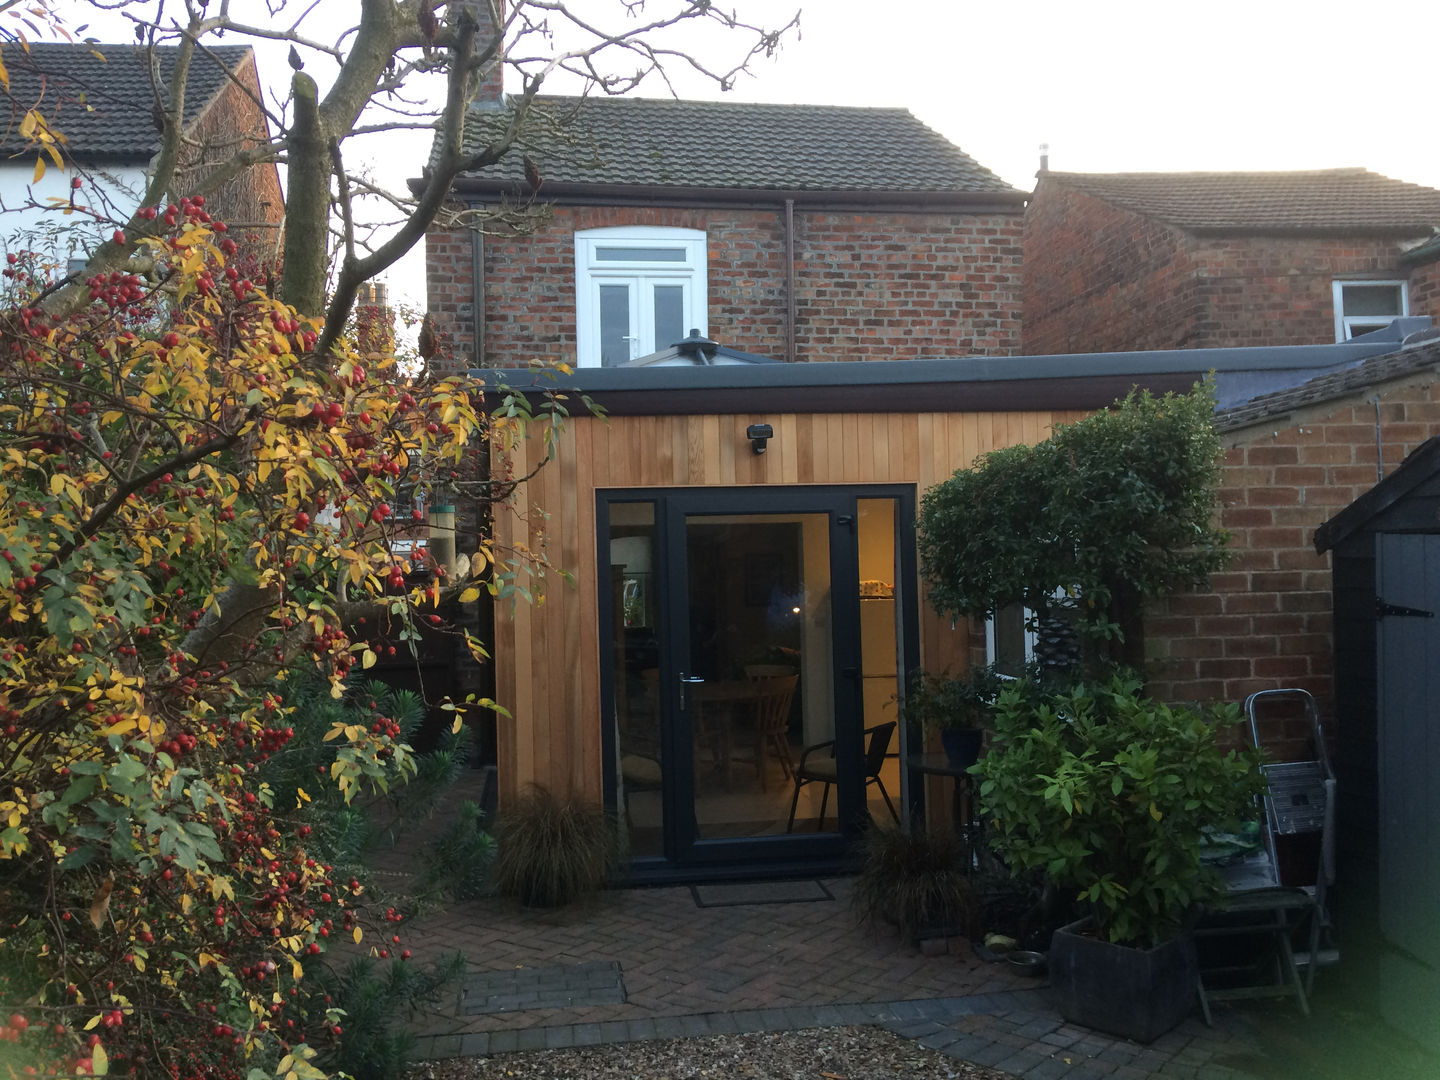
xmin=0 ymin=43 xmax=283 ymax=262
xmin=423 ymin=96 xmax=1025 ymax=374
xmin=1023 ymin=169 xmax=1440 ymax=355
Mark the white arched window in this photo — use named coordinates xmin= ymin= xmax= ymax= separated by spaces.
xmin=574 ymin=226 xmax=707 ymax=367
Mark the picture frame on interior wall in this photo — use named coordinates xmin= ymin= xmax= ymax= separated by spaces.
xmin=574 ymin=226 xmax=708 ymax=367
xmin=1332 ymin=279 xmax=1408 ymax=342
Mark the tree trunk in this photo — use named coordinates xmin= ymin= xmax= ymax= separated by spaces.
xmin=278 ymin=72 xmax=330 ymax=317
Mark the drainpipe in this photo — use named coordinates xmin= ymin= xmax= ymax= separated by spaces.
xmin=1373 ymin=396 xmax=1383 ymax=481
xmin=785 ymin=198 xmax=796 ymax=364
xmin=471 ymin=202 xmax=486 ymax=366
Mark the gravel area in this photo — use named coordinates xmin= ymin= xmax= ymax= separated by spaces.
xmin=412 ymin=1026 xmax=1009 ymax=1080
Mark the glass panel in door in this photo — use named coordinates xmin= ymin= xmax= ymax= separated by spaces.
xmin=598 ymin=283 xmax=634 ymax=366
xmin=857 ymin=498 xmax=903 ymax=828
xmin=682 ymin=513 xmax=839 ymax=839
xmin=652 ymin=283 xmax=685 ymax=351
xmin=607 ymin=502 xmax=664 ymax=856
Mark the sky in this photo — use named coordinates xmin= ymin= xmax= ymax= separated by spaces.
xmin=50 ymin=0 xmax=1440 ymax=309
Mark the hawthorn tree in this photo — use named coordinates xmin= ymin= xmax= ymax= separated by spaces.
xmin=0 ymin=197 xmax=535 ymax=1080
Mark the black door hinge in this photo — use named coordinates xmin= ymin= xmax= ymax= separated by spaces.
xmin=1377 ymin=598 xmax=1435 ymax=619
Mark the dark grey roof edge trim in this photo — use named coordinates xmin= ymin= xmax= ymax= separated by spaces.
xmin=473 ymin=373 xmax=1201 ymax=417
xmin=441 ymin=177 xmax=1028 ymax=210
xmin=1315 ymin=436 xmax=1440 ymax=553
xmin=467 ymin=337 xmax=1405 ymax=397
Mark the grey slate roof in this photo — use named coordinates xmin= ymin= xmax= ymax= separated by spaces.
xmin=452 ymin=96 xmax=1020 ymax=197
xmin=0 ymin=42 xmax=253 ymax=159
xmin=1041 ymin=168 xmax=1440 ymax=236
xmin=1215 ymin=337 xmax=1440 ymax=432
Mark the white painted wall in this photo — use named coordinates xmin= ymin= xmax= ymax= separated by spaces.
xmin=0 ymin=160 xmax=149 ymax=270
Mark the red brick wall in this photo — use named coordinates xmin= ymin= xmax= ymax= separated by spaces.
xmin=183 ymin=53 xmax=284 ymax=246
xmin=1144 ymin=380 xmax=1440 ymax=724
xmin=424 ymin=204 xmax=1022 ymax=372
xmin=1023 ymin=183 xmax=1202 ymax=354
xmin=1189 ymin=236 xmax=1420 ymax=347
xmin=1024 ymin=179 xmax=1433 ymax=353
xmin=1409 ymin=257 xmax=1440 ymax=320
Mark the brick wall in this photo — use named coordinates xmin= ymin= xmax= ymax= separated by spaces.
xmin=1190 ymin=235 xmax=1422 ymax=347
xmin=1408 ymin=256 xmax=1440 ymax=319
xmin=182 ymin=52 xmax=284 ymax=248
xmin=424 ymin=203 xmax=1022 ymax=372
xmin=1023 ymin=183 xmax=1202 ymax=354
xmin=1144 ymin=378 xmax=1440 ymax=729
xmin=1024 ymin=179 xmax=1434 ymax=353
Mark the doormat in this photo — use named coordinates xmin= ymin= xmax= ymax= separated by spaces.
xmin=691 ymin=880 xmax=834 ymax=908
xmin=460 ymin=961 xmax=625 ymax=1015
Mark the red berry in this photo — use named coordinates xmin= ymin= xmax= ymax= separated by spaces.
xmin=112 ymin=230 xmax=125 ymax=245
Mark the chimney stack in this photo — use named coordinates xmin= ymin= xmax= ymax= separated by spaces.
xmin=1039 ymin=143 xmax=1050 ymax=173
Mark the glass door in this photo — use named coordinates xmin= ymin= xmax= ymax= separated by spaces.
xmin=601 ymin=487 xmax=914 ymax=874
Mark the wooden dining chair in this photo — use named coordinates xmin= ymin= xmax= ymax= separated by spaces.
xmin=742 ymin=673 xmax=798 ymax=791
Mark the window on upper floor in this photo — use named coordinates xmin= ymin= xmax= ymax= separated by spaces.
xmin=574 ymin=227 xmax=707 ymax=367
xmin=1333 ymin=280 xmax=1408 ymax=342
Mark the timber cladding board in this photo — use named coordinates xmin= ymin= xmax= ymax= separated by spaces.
xmin=490 ymin=409 xmax=1084 ymax=805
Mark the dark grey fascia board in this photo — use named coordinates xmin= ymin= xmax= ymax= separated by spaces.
xmin=435 ymin=177 xmax=1027 ymax=214
xmin=466 ymin=335 xmax=1406 ymax=416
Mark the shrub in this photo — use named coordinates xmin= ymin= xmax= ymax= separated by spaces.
xmin=976 ymin=671 xmax=1265 ymax=948
xmin=491 ymin=786 xmax=618 ymax=907
xmin=917 ymin=382 xmax=1227 ymax=651
xmin=851 ymin=826 xmax=979 ymax=943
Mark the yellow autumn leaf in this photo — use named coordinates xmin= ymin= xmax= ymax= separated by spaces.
xmin=1149 ymin=801 xmax=1162 ymax=821
xmin=352 ymin=926 xmax=362 ymax=944
xmin=83 ymin=1014 xmax=102 ymax=1031
xmin=291 ymin=957 xmax=303 ymax=980
xmin=362 ymin=649 xmax=377 ymax=670
xmin=32 ymin=155 xmax=45 ymax=183
xmin=458 ymin=587 xmax=481 ymax=603
xmin=451 ymin=717 xmax=463 ymax=735
xmin=91 ymin=1042 xmax=109 ymax=1076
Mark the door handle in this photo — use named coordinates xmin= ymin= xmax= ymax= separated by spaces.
xmin=678 ymin=672 xmax=705 ymax=710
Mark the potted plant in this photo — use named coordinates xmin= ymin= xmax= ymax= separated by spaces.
xmin=902 ymin=665 xmax=1006 ymax=770
xmin=976 ymin=670 xmax=1264 ymax=1042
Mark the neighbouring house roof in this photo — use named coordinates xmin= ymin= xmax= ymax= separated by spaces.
xmin=1315 ymin=434 xmax=1440 ymax=554
xmin=442 ymin=96 xmax=1024 ymax=207
xmin=1214 ymin=336 xmax=1440 ymax=433
xmin=0 ymin=42 xmax=254 ymax=159
xmin=1038 ymin=168 xmax=1440 ymax=237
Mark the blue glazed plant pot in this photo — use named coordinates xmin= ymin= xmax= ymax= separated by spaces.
xmin=940 ymin=728 xmax=983 ymax=770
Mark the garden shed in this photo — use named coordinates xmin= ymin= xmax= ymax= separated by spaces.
xmin=1315 ymin=435 xmax=1440 ymax=1051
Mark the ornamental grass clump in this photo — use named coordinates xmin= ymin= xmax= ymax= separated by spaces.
xmin=977 ymin=671 xmax=1265 ymax=948
xmin=852 ymin=826 xmax=979 ymax=943
xmin=492 ymin=786 xmax=620 ymax=907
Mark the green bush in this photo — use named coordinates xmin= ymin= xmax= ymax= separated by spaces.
xmin=492 ymin=785 xmax=619 ymax=907
xmin=902 ymin=664 xmax=1007 ymax=733
xmin=976 ymin=671 xmax=1265 ymax=948
xmin=852 ymin=826 xmax=979 ymax=943
xmin=917 ymin=382 xmax=1227 ymax=649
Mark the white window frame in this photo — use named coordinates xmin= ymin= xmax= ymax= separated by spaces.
xmin=574 ymin=226 xmax=707 ymax=367
xmin=1332 ymin=279 xmax=1409 ymax=342
xmin=985 ymin=602 xmax=1037 ymax=677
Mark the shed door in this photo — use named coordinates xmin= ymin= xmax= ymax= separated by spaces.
xmin=1377 ymin=532 xmax=1440 ymax=1041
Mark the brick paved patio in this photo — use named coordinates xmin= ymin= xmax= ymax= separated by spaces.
xmin=402 ymin=877 xmax=1271 ymax=1078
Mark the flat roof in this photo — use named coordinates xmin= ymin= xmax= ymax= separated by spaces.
xmin=470 ymin=323 xmax=1425 ymax=416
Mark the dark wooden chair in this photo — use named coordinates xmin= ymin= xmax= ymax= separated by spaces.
xmin=786 ymin=720 xmax=899 ymax=832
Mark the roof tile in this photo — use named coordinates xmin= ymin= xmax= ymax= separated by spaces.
xmin=1042 ymin=168 xmax=1440 ymax=235
xmin=1216 ymin=337 xmax=1440 ymax=431
xmin=0 ymin=42 xmax=253 ymax=159
xmin=454 ymin=96 xmax=1019 ymax=195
